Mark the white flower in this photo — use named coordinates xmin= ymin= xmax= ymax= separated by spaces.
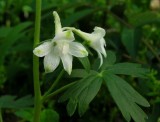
xmin=64 ymin=27 xmax=106 ymax=67
xmin=33 ymin=11 xmax=88 ymax=75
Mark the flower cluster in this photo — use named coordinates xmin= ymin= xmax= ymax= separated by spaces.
xmin=33 ymin=11 xmax=106 ymax=75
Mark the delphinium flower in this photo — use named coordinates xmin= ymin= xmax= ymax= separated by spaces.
xmin=33 ymin=11 xmax=88 ymax=75
xmin=63 ymin=27 xmax=106 ymax=67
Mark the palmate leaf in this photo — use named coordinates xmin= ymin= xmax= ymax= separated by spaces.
xmin=59 ymin=72 xmax=102 ymax=116
xmin=106 ymin=62 xmax=149 ymax=78
xmin=103 ymin=72 xmax=150 ymax=122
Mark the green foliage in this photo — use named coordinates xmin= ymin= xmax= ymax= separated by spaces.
xmin=40 ymin=109 xmax=59 ymax=122
xmin=121 ymin=28 xmax=141 ymax=57
xmin=59 ymin=72 xmax=102 ymax=116
xmin=63 ymin=9 xmax=94 ymax=26
xmin=106 ymin=63 xmax=149 ymax=78
xmin=59 ymin=51 xmax=150 ymax=122
xmin=0 ymin=22 xmax=32 ymax=64
xmin=103 ymin=73 xmax=149 ymax=122
xmin=78 ymin=57 xmax=91 ymax=72
xmin=1 ymin=0 xmax=160 ymax=121
xmin=0 ymin=95 xmax=33 ymax=109
xmin=15 ymin=108 xmax=33 ymax=122
xmin=129 ymin=11 xmax=160 ymax=27
xmin=101 ymin=50 xmax=116 ymax=69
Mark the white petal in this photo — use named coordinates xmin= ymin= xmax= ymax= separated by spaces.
xmin=69 ymin=42 xmax=88 ymax=57
xmin=44 ymin=51 xmax=60 ymax=73
xmin=33 ymin=42 xmax=52 ymax=57
xmin=99 ymin=38 xmax=107 ymax=57
xmin=61 ymin=54 xmax=73 ymax=75
xmin=97 ymin=51 xmax=103 ymax=68
xmin=54 ymin=30 xmax=75 ymax=41
xmin=61 ymin=42 xmax=69 ymax=55
xmin=53 ymin=11 xmax=62 ymax=34
xmin=90 ymin=38 xmax=106 ymax=57
xmin=92 ymin=27 xmax=106 ymax=37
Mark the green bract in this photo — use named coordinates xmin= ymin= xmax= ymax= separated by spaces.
xmin=33 ymin=11 xmax=88 ymax=74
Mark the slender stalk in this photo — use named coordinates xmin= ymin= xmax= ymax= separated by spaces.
xmin=42 ymin=81 xmax=76 ymax=102
xmin=142 ymin=39 xmax=160 ymax=63
xmin=43 ymin=70 xmax=64 ymax=97
xmin=33 ymin=0 xmax=41 ymax=121
xmin=0 ymin=109 xmax=3 ymax=122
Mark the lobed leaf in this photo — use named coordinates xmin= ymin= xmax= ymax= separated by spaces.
xmin=59 ymin=72 xmax=102 ymax=116
xmin=103 ymin=73 xmax=150 ymax=122
xmin=106 ymin=63 xmax=149 ymax=78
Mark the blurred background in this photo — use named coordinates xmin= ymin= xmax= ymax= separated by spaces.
xmin=0 ymin=0 xmax=160 ymax=121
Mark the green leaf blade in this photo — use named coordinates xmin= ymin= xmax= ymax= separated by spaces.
xmin=59 ymin=72 xmax=102 ymax=116
xmin=101 ymin=50 xmax=116 ymax=70
xmin=106 ymin=63 xmax=149 ymax=78
xmin=121 ymin=28 xmax=141 ymax=57
xmin=78 ymin=77 xmax=102 ymax=116
xmin=78 ymin=57 xmax=91 ymax=72
xmin=40 ymin=109 xmax=59 ymax=122
xmin=103 ymin=73 xmax=149 ymax=122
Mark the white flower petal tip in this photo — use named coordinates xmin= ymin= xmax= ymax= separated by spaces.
xmin=44 ymin=53 xmax=60 ymax=73
xmin=53 ymin=11 xmax=60 ymax=21
xmin=45 ymin=66 xmax=54 ymax=73
xmin=53 ymin=11 xmax=62 ymax=34
xmin=97 ymin=52 xmax=103 ymax=68
xmin=33 ymin=49 xmax=43 ymax=57
xmin=93 ymin=27 xmax=106 ymax=36
xmin=33 ymin=42 xmax=52 ymax=57
xmin=80 ymin=50 xmax=88 ymax=57
xmin=53 ymin=11 xmax=57 ymax=15
xmin=61 ymin=54 xmax=73 ymax=75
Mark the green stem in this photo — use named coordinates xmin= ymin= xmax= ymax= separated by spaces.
xmin=33 ymin=0 xmax=41 ymax=121
xmin=0 ymin=109 xmax=3 ymax=122
xmin=42 ymin=81 xmax=76 ymax=102
xmin=43 ymin=70 xmax=64 ymax=97
xmin=142 ymin=39 xmax=160 ymax=63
